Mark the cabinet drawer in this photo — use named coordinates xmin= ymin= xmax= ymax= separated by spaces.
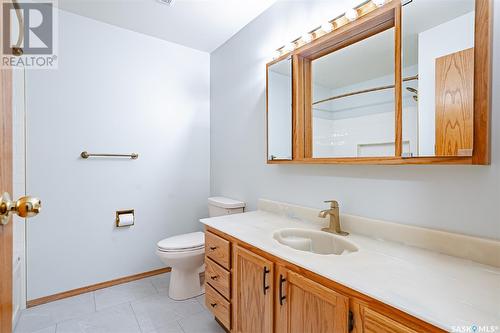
xmin=363 ymin=308 xmax=418 ymax=333
xmin=206 ymin=283 xmax=231 ymax=330
xmin=205 ymin=231 xmax=231 ymax=269
xmin=205 ymin=257 xmax=231 ymax=299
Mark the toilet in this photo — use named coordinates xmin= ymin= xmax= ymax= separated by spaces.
xmin=156 ymin=197 xmax=245 ymax=300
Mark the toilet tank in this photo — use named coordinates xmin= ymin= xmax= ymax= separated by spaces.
xmin=208 ymin=197 xmax=245 ymax=217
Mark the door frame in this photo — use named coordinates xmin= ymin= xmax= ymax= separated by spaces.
xmin=1 ymin=66 xmax=14 ymax=333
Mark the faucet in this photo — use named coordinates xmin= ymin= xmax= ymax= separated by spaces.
xmin=318 ymin=200 xmax=349 ymax=236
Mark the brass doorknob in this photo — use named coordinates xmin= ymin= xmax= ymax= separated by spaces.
xmin=0 ymin=192 xmax=41 ymax=225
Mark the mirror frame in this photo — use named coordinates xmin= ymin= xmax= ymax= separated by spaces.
xmin=266 ymin=0 xmax=492 ymax=165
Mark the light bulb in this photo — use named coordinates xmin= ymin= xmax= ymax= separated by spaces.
xmin=345 ymin=8 xmax=358 ymax=21
xmin=373 ymin=0 xmax=385 ymax=7
xmin=283 ymin=42 xmax=295 ymax=52
xmin=301 ymin=33 xmax=312 ymax=43
xmin=321 ymin=22 xmax=333 ymax=33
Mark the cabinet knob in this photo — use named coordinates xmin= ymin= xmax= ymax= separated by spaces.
xmin=210 ymin=302 xmax=217 ymax=308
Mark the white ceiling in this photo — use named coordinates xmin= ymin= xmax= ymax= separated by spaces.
xmin=55 ymin=0 xmax=276 ymax=53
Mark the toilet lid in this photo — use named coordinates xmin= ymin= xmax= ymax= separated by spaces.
xmin=157 ymin=232 xmax=205 ymax=252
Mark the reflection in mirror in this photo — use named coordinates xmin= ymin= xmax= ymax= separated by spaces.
xmin=403 ymin=0 xmax=475 ymax=157
xmin=312 ymin=28 xmax=397 ymax=158
xmin=267 ymin=58 xmax=292 ymax=160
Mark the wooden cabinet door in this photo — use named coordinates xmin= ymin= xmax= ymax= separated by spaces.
xmin=277 ymin=270 xmax=349 ymax=333
xmin=233 ymin=245 xmax=274 ymax=333
xmin=435 ymin=48 xmax=474 ymax=156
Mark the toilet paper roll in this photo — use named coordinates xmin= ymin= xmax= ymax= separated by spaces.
xmin=117 ymin=213 xmax=134 ymax=227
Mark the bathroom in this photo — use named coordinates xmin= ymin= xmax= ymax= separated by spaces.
xmin=0 ymin=0 xmax=498 ymax=332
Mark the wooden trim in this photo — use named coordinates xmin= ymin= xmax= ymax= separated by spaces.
xmin=268 ymin=156 xmax=472 ymax=165
xmin=472 ymin=0 xmax=492 ymax=165
xmin=206 ymin=226 xmax=444 ymax=333
xmin=394 ymin=3 xmax=402 ymax=157
xmin=292 ymin=55 xmax=305 ymax=160
xmin=27 ymin=267 xmax=171 ymax=308
xmin=303 ymin=58 xmax=312 ymax=158
xmin=0 ymin=67 xmax=13 ymax=333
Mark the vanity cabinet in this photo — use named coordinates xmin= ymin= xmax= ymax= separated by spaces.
xmin=204 ymin=227 xmax=444 ymax=333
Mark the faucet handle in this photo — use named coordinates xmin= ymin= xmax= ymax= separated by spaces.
xmin=324 ymin=200 xmax=339 ymax=208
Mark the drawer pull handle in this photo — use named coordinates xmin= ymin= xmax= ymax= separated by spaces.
xmin=209 ymin=246 xmax=217 ymax=250
xmin=210 ymin=302 xmax=217 ymax=308
xmin=210 ymin=275 xmax=219 ymax=280
xmin=279 ymin=274 xmax=286 ymax=305
xmin=263 ymin=267 xmax=270 ymax=295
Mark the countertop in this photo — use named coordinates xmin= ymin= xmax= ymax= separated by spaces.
xmin=200 ymin=210 xmax=500 ymax=331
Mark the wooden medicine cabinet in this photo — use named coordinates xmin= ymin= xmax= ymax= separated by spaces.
xmin=266 ymin=0 xmax=492 ymax=165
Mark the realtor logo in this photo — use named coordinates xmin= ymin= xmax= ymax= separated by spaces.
xmin=1 ymin=1 xmax=58 ymax=68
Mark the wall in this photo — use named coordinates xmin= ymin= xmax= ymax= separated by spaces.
xmin=418 ymin=11 xmax=475 ymax=155
xmin=210 ymin=1 xmax=500 ymax=240
xmin=26 ymin=10 xmax=210 ymax=299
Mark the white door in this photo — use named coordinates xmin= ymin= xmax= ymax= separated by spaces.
xmin=12 ymin=67 xmax=27 ymax=327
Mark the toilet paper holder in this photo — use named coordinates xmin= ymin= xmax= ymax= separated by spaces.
xmin=116 ymin=209 xmax=135 ymax=227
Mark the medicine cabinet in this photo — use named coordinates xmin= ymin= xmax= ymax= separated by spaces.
xmin=266 ymin=0 xmax=492 ymax=165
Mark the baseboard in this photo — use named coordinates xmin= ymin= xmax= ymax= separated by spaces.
xmin=27 ymin=267 xmax=171 ymax=308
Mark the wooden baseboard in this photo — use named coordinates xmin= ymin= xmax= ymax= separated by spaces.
xmin=27 ymin=267 xmax=171 ymax=308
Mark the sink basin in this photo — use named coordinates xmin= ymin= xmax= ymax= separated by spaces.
xmin=273 ymin=228 xmax=358 ymax=255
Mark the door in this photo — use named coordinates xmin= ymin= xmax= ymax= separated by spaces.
xmin=1 ymin=65 xmax=14 ymax=333
xmin=277 ymin=268 xmax=350 ymax=333
xmin=233 ymin=245 xmax=274 ymax=333
xmin=1 ymin=63 xmax=40 ymax=333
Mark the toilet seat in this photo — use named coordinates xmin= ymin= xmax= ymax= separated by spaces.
xmin=157 ymin=231 xmax=204 ymax=252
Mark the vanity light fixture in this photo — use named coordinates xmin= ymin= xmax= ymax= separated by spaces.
xmin=301 ymin=33 xmax=313 ymax=43
xmin=283 ymin=42 xmax=295 ymax=52
xmin=345 ymin=8 xmax=358 ymax=21
xmin=271 ymin=0 xmax=386 ymax=59
xmin=321 ymin=21 xmax=333 ymax=33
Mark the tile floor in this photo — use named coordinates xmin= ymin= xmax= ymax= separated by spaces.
xmin=14 ymin=273 xmax=225 ymax=333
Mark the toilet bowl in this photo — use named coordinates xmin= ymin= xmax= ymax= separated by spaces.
xmin=156 ymin=197 xmax=245 ymax=300
xmin=156 ymin=232 xmax=205 ymax=300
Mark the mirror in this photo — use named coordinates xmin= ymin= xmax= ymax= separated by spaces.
xmin=311 ymin=28 xmax=396 ymax=158
xmin=402 ymin=0 xmax=476 ymax=157
xmin=267 ymin=57 xmax=292 ymax=160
